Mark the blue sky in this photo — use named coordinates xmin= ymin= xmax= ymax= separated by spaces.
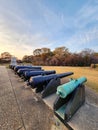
xmin=0 ymin=0 xmax=98 ymax=59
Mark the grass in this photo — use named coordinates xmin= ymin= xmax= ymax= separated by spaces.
xmin=0 ymin=63 xmax=9 ymax=68
xmin=42 ymin=66 xmax=98 ymax=93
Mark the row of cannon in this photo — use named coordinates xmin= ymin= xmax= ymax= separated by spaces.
xmin=9 ymin=64 xmax=87 ymax=123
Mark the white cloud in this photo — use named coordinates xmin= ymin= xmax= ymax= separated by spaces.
xmin=73 ymin=0 xmax=98 ymax=28
xmin=64 ymin=26 xmax=98 ymax=52
xmin=0 ymin=2 xmax=57 ymax=59
xmin=58 ymin=0 xmax=98 ymax=52
xmin=0 ymin=28 xmax=54 ymax=59
xmin=0 ymin=0 xmax=98 ymax=59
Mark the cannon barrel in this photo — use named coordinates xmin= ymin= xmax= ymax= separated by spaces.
xmin=57 ymin=77 xmax=87 ymax=98
xmin=29 ymin=72 xmax=73 ymax=88
xmin=9 ymin=65 xmax=16 ymax=69
xmin=9 ymin=64 xmax=12 ymax=69
xmin=14 ymin=66 xmax=42 ymax=72
xmin=17 ymin=68 xmax=44 ymax=77
xmin=12 ymin=65 xmax=17 ymax=70
xmin=24 ymin=70 xmax=56 ymax=80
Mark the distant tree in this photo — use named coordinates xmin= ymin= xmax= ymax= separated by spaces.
xmin=53 ymin=46 xmax=69 ymax=56
xmin=26 ymin=47 xmax=98 ymax=66
xmin=49 ymin=56 xmax=59 ymax=66
xmin=33 ymin=48 xmax=51 ymax=56
xmin=0 ymin=52 xmax=11 ymax=63
xmin=22 ymin=55 xmax=33 ymax=63
xmin=33 ymin=49 xmax=42 ymax=56
xmin=80 ymin=48 xmax=94 ymax=57
xmin=1 ymin=52 xmax=11 ymax=60
xmin=80 ymin=48 xmax=95 ymax=66
xmin=91 ymin=52 xmax=98 ymax=64
xmin=41 ymin=48 xmax=51 ymax=54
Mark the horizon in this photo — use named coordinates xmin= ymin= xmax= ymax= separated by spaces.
xmin=0 ymin=0 xmax=98 ymax=59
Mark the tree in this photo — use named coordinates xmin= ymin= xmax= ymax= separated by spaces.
xmin=80 ymin=48 xmax=95 ymax=66
xmin=0 ymin=52 xmax=12 ymax=63
xmin=22 ymin=55 xmax=33 ymax=63
xmin=1 ymin=52 xmax=11 ymax=59
xmin=33 ymin=49 xmax=42 ymax=56
xmin=80 ymin=48 xmax=94 ymax=57
xmin=33 ymin=48 xmax=51 ymax=56
xmin=53 ymin=46 xmax=69 ymax=56
xmin=24 ymin=47 xmax=98 ymax=66
xmin=41 ymin=48 xmax=50 ymax=54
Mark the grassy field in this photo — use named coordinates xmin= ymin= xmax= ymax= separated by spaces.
xmin=42 ymin=66 xmax=98 ymax=93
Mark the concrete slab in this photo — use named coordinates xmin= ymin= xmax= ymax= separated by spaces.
xmin=43 ymin=93 xmax=58 ymax=109
xmin=0 ymin=92 xmax=23 ymax=130
xmin=7 ymin=69 xmax=54 ymax=130
xmin=33 ymin=75 xmax=98 ymax=130
xmin=67 ymin=86 xmax=98 ymax=130
xmin=0 ymin=66 xmax=24 ymax=130
xmin=1 ymin=66 xmax=98 ymax=130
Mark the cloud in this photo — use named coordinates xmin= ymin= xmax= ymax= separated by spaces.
xmin=0 ymin=1 xmax=57 ymax=59
xmin=59 ymin=0 xmax=98 ymax=30
xmin=57 ymin=0 xmax=98 ymax=52
xmin=73 ymin=0 xmax=98 ymax=29
xmin=0 ymin=28 xmax=55 ymax=59
xmin=64 ymin=26 xmax=98 ymax=52
xmin=0 ymin=0 xmax=98 ymax=59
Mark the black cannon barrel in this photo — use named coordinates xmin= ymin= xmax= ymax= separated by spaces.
xmin=17 ymin=68 xmax=44 ymax=77
xmin=29 ymin=72 xmax=74 ymax=88
xmin=9 ymin=65 xmax=16 ymax=69
xmin=9 ymin=65 xmax=12 ymax=69
xmin=12 ymin=65 xmax=17 ymax=69
xmin=14 ymin=66 xmax=42 ymax=72
xmin=24 ymin=70 xmax=56 ymax=81
xmin=12 ymin=65 xmax=18 ymax=70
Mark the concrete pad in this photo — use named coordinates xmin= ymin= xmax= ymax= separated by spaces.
xmin=33 ymin=75 xmax=98 ymax=130
xmin=0 ymin=82 xmax=13 ymax=97
xmin=67 ymin=86 xmax=98 ymax=130
xmin=1 ymin=66 xmax=97 ymax=130
xmin=0 ymin=66 xmax=24 ymax=130
xmin=68 ymin=102 xmax=98 ymax=130
xmin=43 ymin=93 xmax=58 ymax=109
xmin=0 ymin=92 xmax=23 ymax=130
xmin=7 ymin=69 xmax=54 ymax=130
xmin=51 ymin=116 xmax=69 ymax=130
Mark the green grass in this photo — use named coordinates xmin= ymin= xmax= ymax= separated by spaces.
xmin=42 ymin=66 xmax=98 ymax=93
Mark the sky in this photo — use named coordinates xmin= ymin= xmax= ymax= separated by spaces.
xmin=0 ymin=0 xmax=98 ymax=59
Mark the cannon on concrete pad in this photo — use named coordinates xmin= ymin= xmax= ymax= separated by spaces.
xmin=28 ymin=72 xmax=74 ymax=98
xmin=9 ymin=65 xmax=16 ymax=69
xmin=54 ymin=77 xmax=87 ymax=123
xmin=23 ymin=70 xmax=56 ymax=81
xmin=17 ymin=68 xmax=44 ymax=77
xmin=14 ymin=65 xmax=42 ymax=74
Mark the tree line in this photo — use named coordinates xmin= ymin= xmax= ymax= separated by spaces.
xmin=0 ymin=46 xmax=98 ymax=66
xmin=22 ymin=47 xmax=98 ymax=66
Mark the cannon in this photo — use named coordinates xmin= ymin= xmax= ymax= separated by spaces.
xmin=54 ymin=77 xmax=87 ymax=122
xmin=9 ymin=64 xmax=17 ymax=69
xmin=14 ymin=65 xmax=42 ymax=73
xmin=28 ymin=72 xmax=73 ymax=97
xmin=57 ymin=77 xmax=87 ymax=98
xmin=9 ymin=65 xmax=15 ymax=69
xmin=23 ymin=70 xmax=56 ymax=81
xmin=17 ymin=68 xmax=44 ymax=77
